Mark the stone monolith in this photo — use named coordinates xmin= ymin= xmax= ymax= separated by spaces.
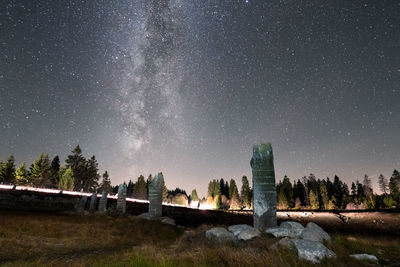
xmin=98 ymin=192 xmax=107 ymax=213
xmin=89 ymin=193 xmax=97 ymax=212
xmin=148 ymin=172 xmax=164 ymax=217
xmin=250 ymin=142 xmax=277 ymax=230
xmin=76 ymin=195 xmax=87 ymax=213
xmin=116 ymin=184 xmax=127 ymax=213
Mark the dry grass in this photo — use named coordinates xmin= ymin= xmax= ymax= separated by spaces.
xmin=0 ymin=211 xmax=399 ymax=266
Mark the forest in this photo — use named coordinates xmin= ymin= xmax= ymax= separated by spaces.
xmin=1 ymin=145 xmax=399 ymax=210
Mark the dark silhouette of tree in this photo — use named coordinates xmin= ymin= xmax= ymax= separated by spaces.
xmin=99 ymin=171 xmax=112 ymax=194
xmin=84 ymin=155 xmax=100 ymax=192
xmin=378 ymin=174 xmax=389 ymax=195
xmin=50 ymin=155 xmax=60 ymax=188
xmin=15 ymin=162 xmax=29 ymax=185
xmin=389 ymin=169 xmax=400 ymax=206
xmin=133 ymin=175 xmax=147 ymax=200
xmin=66 ymin=145 xmax=87 ymax=191
xmin=240 ymin=176 xmax=251 ymax=208
xmin=0 ymin=155 xmax=16 ymax=184
xmin=30 ymin=153 xmax=51 ymax=187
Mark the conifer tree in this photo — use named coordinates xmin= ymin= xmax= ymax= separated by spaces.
xmin=66 ymin=145 xmax=86 ymax=191
xmin=0 ymin=160 xmax=5 ymax=184
xmin=84 ymin=155 xmax=100 ymax=192
xmin=378 ymin=174 xmax=389 ymax=194
xmin=309 ymin=190 xmax=319 ymax=209
xmin=191 ymin=189 xmax=199 ymax=202
xmin=50 ymin=155 xmax=60 ymax=188
xmin=320 ymin=183 xmax=329 ymax=209
xmin=99 ymin=171 xmax=112 ymax=194
xmin=133 ymin=175 xmax=147 ymax=200
xmin=240 ymin=176 xmax=251 ymax=208
xmin=163 ymin=184 xmax=168 ymax=202
xmin=2 ymin=155 xmax=16 ymax=184
xmin=58 ymin=166 xmax=74 ymax=190
xmin=15 ymin=162 xmax=29 ymax=185
xmin=30 ymin=153 xmax=51 ymax=187
xmin=389 ymin=169 xmax=400 ymax=205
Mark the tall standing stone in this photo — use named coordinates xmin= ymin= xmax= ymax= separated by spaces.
xmin=250 ymin=142 xmax=277 ymax=231
xmin=117 ymin=184 xmax=127 ymax=213
xmin=98 ymin=192 xmax=108 ymax=213
xmin=89 ymin=193 xmax=97 ymax=212
xmin=76 ymin=195 xmax=88 ymax=213
xmin=148 ymin=172 xmax=164 ymax=218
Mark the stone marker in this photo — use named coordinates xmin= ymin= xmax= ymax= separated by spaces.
xmin=76 ymin=195 xmax=87 ymax=213
xmin=89 ymin=193 xmax=97 ymax=212
xmin=98 ymin=192 xmax=107 ymax=213
xmin=148 ymin=172 xmax=164 ymax=218
xmin=250 ymin=142 xmax=277 ymax=230
xmin=116 ymin=183 xmax=127 ymax=213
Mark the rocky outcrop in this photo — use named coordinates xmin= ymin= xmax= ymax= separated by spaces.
xmin=300 ymin=222 xmax=331 ymax=242
xmin=291 ymin=239 xmax=335 ymax=263
xmin=266 ymin=221 xmax=304 ymax=238
xmin=205 ymin=227 xmax=234 ymax=244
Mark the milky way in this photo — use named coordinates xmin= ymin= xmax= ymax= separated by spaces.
xmin=1 ymin=0 xmax=399 ymax=196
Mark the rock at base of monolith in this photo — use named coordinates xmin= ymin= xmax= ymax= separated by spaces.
xmin=89 ymin=193 xmax=97 ymax=212
xmin=291 ymin=239 xmax=335 ymax=263
xmin=228 ymin=224 xmax=260 ymax=241
xmin=116 ymin=184 xmax=127 ymax=213
xmin=350 ymin=254 xmax=378 ymax=263
xmin=266 ymin=221 xmax=304 ymax=238
xmin=76 ymin=196 xmax=88 ymax=213
xmin=250 ymin=143 xmax=277 ymax=231
xmin=148 ymin=172 xmax=164 ymax=218
xmin=205 ymin=228 xmax=234 ymax=244
xmin=98 ymin=192 xmax=107 ymax=213
xmin=300 ymin=222 xmax=331 ymax=242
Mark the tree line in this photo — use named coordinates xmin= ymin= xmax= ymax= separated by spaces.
xmin=203 ymin=171 xmax=400 ymax=210
xmin=0 ymin=145 xmax=112 ymax=193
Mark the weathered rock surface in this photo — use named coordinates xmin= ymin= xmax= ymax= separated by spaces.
xmin=76 ymin=196 xmax=87 ymax=213
xmin=98 ymin=192 xmax=107 ymax=213
xmin=266 ymin=221 xmax=304 ymax=238
xmin=291 ymin=239 xmax=335 ymax=263
xmin=350 ymin=254 xmax=379 ymax=263
xmin=138 ymin=212 xmax=153 ymax=220
xmin=159 ymin=217 xmax=176 ymax=226
xmin=116 ymin=184 xmax=127 ymax=213
xmin=89 ymin=193 xmax=97 ymax=212
xmin=148 ymin=173 xmax=164 ymax=218
xmin=251 ymin=143 xmax=277 ymax=231
xmin=205 ymin=227 xmax=234 ymax=243
xmin=228 ymin=224 xmax=260 ymax=241
xmin=300 ymin=222 xmax=331 ymax=242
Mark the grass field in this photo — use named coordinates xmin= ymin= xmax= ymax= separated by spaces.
xmin=0 ymin=211 xmax=399 ymax=266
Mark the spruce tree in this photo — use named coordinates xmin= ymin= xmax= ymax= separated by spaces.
xmin=191 ymin=189 xmax=199 ymax=202
xmin=15 ymin=162 xmax=29 ymax=185
xmin=133 ymin=175 xmax=147 ymax=200
xmin=389 ymin=169 xmax=400 ymax=206
xmin=240 ymin=176 xmax=251 ymax=208
xmin=99 ymin=171 xmax=112 ymax=194
xmin=320 ymin=183 xmax=329 ymax=209
xmin=0 ymin=160 xmax=5 ymax=184
xmin=378 ymin=174 xmax=389 ymax=195
xmin=65 ymin=145 xmax=86 ymax=191
xmin=84 ymin=155 xmax=100 ymax=192
xmin=309 ymin=190 xmax=319 ymax=209
xmin=58 ymin=166 xmax=74 ymax=190
xmin=50 ymin=155 xmax=60 ymax=188
xmin=3 ymin=155 xmax=16 ymax=184
xmin=30 ymin=153 xmax=51 ymax=187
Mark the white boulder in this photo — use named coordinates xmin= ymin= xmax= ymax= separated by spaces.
xmin=350 ymin=254 xmax=378 ymax=263
xmin=292 ymin=239 xmax=336 ymax=263
xmin=300 ymin=222 xmax=331 ymax=242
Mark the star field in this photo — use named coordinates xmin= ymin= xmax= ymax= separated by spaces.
xmin=1 ymin=0 xmax=399 ymax=196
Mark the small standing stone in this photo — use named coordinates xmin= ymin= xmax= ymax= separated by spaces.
xmin=148 ymin=172 xmax=164 ymax=218
xmin=250 ymin=142 xmax=277 ymax=231
xmin=76 ymin=195 xmax=87 ymax=213
xmin=116 ymin=184 xmax=127 ymax=213
xmin=89 ymin=193 xmax=97 ymax=212
xmin=98 ymin=192 xmax=108 ymax=213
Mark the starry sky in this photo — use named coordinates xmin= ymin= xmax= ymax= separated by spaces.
xmin=1 ymin=0 xmax=399 ymax=196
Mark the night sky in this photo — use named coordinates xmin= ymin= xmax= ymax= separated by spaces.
xmin=1 ymin=0 xmax=399 ymax=196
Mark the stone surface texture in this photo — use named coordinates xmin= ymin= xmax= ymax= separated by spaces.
xmin=291 ymin=239 xmax=335 ymax=263
xmin=89 ymin=193 xmax=97 ymax=212
xmin=266 ymin=221 xmax=304 ymax=238
xmin=116 ymin=184 xmax=127 ymax=213
xmin=98 ymin=192 xmax=107 ymax=213
xmin=350 ymin=254 xmax=378 ymax=263
xmin=148 ymin=172 xmax=164 ymax=218
xmin=205 ymin=227 xmax=234 ymax=243
xmin=228 ymin=224 xmax=260 ymax=241
xmin=76 ymin=196 xmax=87 ymax=213
xmin=300 ymin=222 xmax=331 ymax=242
xmin=250 ymin=142 xmax=277 ymax=231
